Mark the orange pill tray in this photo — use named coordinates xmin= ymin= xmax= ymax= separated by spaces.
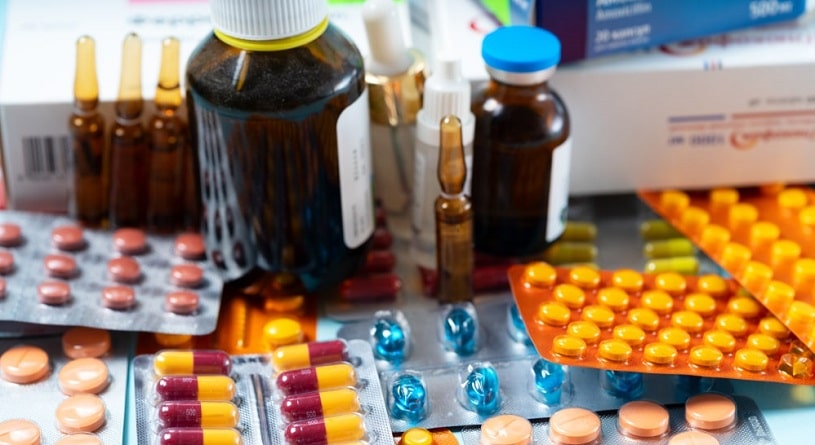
xmin=509 ymin=263 xmax=815 ymax=385
xmin=337 ymin=296 xmax=732 ymax=432
xmin=460 ymin=395 xmax=776 ymax=444
xmin=639 ymin=186 xmax=815 ymax=351
xmin=132 ymin=340 xmax=393 ymax=445
xmin=0 ymin=331 xmax=134 ymax=443
xmin=0 ymin=210 xmax=224 ymax=335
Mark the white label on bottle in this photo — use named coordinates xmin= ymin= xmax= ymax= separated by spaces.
xmin=337 ymin=89 xmax=374 ymax=249
xmin=547 ymin=137 xmax=573 ymax=242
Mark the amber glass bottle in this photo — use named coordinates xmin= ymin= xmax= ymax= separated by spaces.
xmin=186 ymin=0 xmax=374 ymax=294
xmin=471 ymin=26 xmax=571 ymax=257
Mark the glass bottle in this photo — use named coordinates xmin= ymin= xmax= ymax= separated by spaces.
xmin=185 ymin=0 xmax=374 ymax=295
xmin=471 ymin=26 xmax=571 ymax=257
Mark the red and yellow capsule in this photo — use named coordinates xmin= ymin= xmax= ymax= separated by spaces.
xmin=154 ymin=350 xmax=232 ymax=376
xmin=281 ymin=388 xmax=361 ymax=422
xmin=285 ymin=413 xmax=366 ymax=444
xmin=157 ymin=401 xmax=239 ymax=428
xmin=156 ymin=375 xmax=237 ymax=402
xmin=276 ymin=363 xmax=357 ymax=396
xmin=272 ymin=340 xmax=348 ymax=372
xmin=159 ymin=428 xmax=242 ymax=445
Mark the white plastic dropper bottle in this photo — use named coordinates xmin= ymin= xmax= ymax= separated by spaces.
xmin=411 ymin=56 xmax=474 ymax=271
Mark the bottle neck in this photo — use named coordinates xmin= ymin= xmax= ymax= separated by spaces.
xmin=486 ymin=65 xmax=556 ymax=86
xmin=214 ymin=18 xmax=329 ymax=52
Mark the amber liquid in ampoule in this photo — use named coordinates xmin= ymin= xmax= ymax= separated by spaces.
xmin=68 ymin=36 xmax=107 ymax=227
xmin=147 ymin=37 xmax=187 ymax=233
xmin=435 ymin=115 xmax=473 ymax=303
xmin=109 ymin=33 xmax=149 ymax=229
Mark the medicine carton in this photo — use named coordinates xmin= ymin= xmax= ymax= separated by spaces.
xmin=474 ymin=0 xmax=811 ymax=62
xmin=410 ymin=0 xmax=815 ymax=195
xmin=0 ymin=0 xmax=410 ymax=213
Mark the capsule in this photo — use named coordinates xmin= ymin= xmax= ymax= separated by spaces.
xmin=643 ymin=238 xmax=695 ymax=259
xmin=284 ymin=413 xmax=366 ymax=445
xmin=156 ymin=375 xmax=237 ymax=402
xmin=276 ymin=363 xmax=357 ymax=396
xmin=157 ymin=401 xmax=239 ymax=428
xmin=281 ymin=388 xmax=361 ymax=422
xmin=154 ymin=350 xmax=232 ymax=376
xmin=644 ymin=257 xmax=699 ymax=275
xmin=159 ymin=428 xmax=242 ymax=445
xmin=561 ymin=221 xmax=597 ymax=242
xmin=543 ymin=242 xmax=597 ymax=264
xmin=272 ymin=340 xmax=348 ymax=372
xmin=339 ymin=274 xmax=401 ymax=302
xmin=640 ymin=219 xmax=681 ymax=240
xmin=360 ymin=250 xmax=396 ymax=274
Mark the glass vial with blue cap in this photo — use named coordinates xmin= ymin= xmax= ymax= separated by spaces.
xmin=471 ymin=26 xmax=572 ymax=257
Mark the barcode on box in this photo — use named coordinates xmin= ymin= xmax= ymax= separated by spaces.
xmin=21 ymin=135 xmax=70 ymax=179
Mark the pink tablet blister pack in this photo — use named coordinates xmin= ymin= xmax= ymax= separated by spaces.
xmin=0 ymin=209 xmax=223 ymax=335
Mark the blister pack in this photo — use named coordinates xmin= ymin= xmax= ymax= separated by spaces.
xmin=460 ymin=393 xmax=777 ymax=445
xmin=0 ymin=328 xmax=134 ymax=444
xmin=132 ymin=339 xmax=393 ymax=445
xmin=510 ymin=262 xmax=815 ymax=384
xmin=0 ymin=209 xmax=223 ymax=334
xmin=337 ymin=295 xmax=731 ymax=432
xmin=639 ymin=186 xmax=815 ymax=351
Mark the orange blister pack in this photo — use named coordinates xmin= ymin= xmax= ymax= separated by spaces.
xmin=509 ymin=262 xmax=815 ymax=384
xmin=639 ymin=186 xmax=815 ymax=351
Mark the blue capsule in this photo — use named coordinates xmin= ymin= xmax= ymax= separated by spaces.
xmin=531 ymin=358 xmax=564 ymax=405
xmin=507 ymin=304 xmax=532 ymax=345
xmin=389 ymin=372 xmax=428 ymax=423
xmin=602 ymin=370 xmax=643 ymax=399
xmin=442 ymin=305 xmax=479 ymax=355
xmin=459 ymin=362 xmax=500 ymax=415
xmin=370 ymin=311 xmax=410 ymax=363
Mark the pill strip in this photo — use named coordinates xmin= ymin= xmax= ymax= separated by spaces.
xmin=0 ymin=210 xmax=223 ymax=334
xmin=510 ymin=263 xmax=815 ymax=384
xmin=338 ymin=295 xmax=732 ymax=432
xmin=639 ymin=186 xmax=815 ymax=351
xmin=460 ymin=394 xmax=777 ymax=445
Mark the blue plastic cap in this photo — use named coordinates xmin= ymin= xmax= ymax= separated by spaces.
xmin=482 ymin=25 xmax=561 ymax=73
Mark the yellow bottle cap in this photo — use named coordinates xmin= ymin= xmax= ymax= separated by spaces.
xmin=597 ymin=339 xmax=632 ymax=362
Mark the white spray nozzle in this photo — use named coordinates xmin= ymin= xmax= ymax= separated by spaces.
xmin=363 ymin=0 xmax=412 ymax=76
xmin=420 ymin=55 xmax=471 ymax=127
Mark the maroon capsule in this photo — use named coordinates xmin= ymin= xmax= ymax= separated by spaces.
xmin=153 ymin=350 xmax=233 ymax=376
xmin=339 ymin=274 xmax=401 ymax=302
xmin=360 ymin=250 xmax=396 ymax=274
xmin=275 ymin=363 xmax=357 ymax=397
xmin=51 ymin=225 xmax=86 ymax=251
xmin=285 ymin=414 xmax=365 ymax=445
xmin=155 ymin=375 xmax=236 ymax=402
xmin=280 ymin=389 xmax=360 ymax=422
xmin=157 ymin=401 xmax=239 ymax=429
xmin=371 ymin=227 xmax=393 ymax=249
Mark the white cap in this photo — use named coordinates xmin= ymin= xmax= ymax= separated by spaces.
xmin=363 ymin=0 xmax=411 ymax=76
xmin=418 ymin=56 xmax=470 ymax=128
xmin=210 ymin=0 xmax=328 ymax=40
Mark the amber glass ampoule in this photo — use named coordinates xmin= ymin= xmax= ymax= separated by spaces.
xmin=147 ymin=37 xmax=186 ymax=233
xmin=68 ymin=36 xmax=107 ymax=227
xmin=109 ymin=33 xmax=149 ymax=229
xmin=435 ymin=115 xmax=473 ymax=303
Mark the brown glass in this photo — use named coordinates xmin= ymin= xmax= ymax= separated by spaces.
xmin=68 ymin=106 xmax=107 ymax=228
xmin=471 ymin=78 xmax=570 ymax=257
xmin=109 ymin=99 xmax=148 ymax=228
xmin=147 ymin=109 xmax=186 ymax=233
xmin=185 ymin=26 xmax=371 ymax=294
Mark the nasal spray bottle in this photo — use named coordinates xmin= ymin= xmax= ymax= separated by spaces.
xmin=363 ymin=0 xmax=425 ymax=240
xmin=410 ymin=56 xmax=474 ymax=271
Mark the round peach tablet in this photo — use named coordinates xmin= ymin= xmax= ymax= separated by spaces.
xmin=0 ymin=345 xmax=50 ymax=384
xmin=43 ymin=254 xmax=78 ymax=279
xmin=165 ymin=290 xmax=199 ymax=315
xmin=480 ymin=414 xmax=532 ymax=445
xmin=0 ymin=419 xmax=41 ymax=445
xmin=58 ymin=358 xmax=110 ymax=395
xmin=62 ymin=328 xmax=111 ymax=359
xmin=668 ymin=431 xmax=720 ymax=445
xmin=174 ymin=233 xmax=206 ymax=260
xmin=618 ymin=400 xmax=670 ymax=438
xmin=170 ymin=264 xmax=204 ymax=288
xmin=685 ymin=393 xmax=736 ymax=431
xmin=37 ymin=281 xmax=71 ymax=305
xmin=101 ymin=286 xmax=136 ymax=310
xmin=107 ymin=257 xmax=140 ymax=283
xmin=54 ymin=434 xmax=102 ymax=445
xmin=549 ymin=407 xmax=601 ymax=445
xmin=0 ymin=250 xmax=15 ymax=274
xmin=112 ymin=228 xmax=147 ymax=255
xmin=51 ymin=225 xmax=86 ymax=251
xmin=55 ymin=394 xmax=106 ymax=434
xmin=0 ymin=223 xmax=23 ymax=247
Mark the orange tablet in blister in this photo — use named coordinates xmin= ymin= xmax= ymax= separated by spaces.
xmin=638 ymin=186 xmax=815 ymax=351
xmin=509 ymin=262 xmax=815 ymax=384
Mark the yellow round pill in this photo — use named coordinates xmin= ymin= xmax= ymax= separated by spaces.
xmin=263 ymin=318 xmax=304 ymax=348
xmin=643 ymin=342 xmax=678 ymax=365
xmin=660 ymin=190 xmax=690 ymax=216
xmin=758 ymin=317 xmax=790 ymax=339
xmin=524 ymin=262 xmax=557 ymax=288
xmin=704 ymin=330 xmax=736 ymax=353
xmin=720 ymin=242 xmax=752 ymax=273
xmin=671 ymin=310 xmax=704 ymax=333
xmin=654 ymin=272 xmax=687 ymax=296
xmin=689 ymin=345 xmax=724 ymax=368
xmin=613 ymin=324 xmax=646 ymax=346
xmin=778 ymin=188 xmax=809 ymax=210
xmin=726 ymin=296 xmax=762 ymax=319
xmin=770 ymin=240 xmax=801 ymax=270
xmin=567 ymin=321 xmax=601 ymax=344
xmin=627 ymin=308 xmax=661 ymax=332
xmin=728 ymin=203 xmax=758 ymax=230
xmin=684 ymin=293 xmax=717 ymax=317
xmin=552 ymin=335 xmax=586 ymax=358
xmin=746 ymin=333 xmax=781 ymax=356
xmin=759 ymin=183 xmax=785 ymax=196
xmin=568 ymin=266 xmax=601 ymax=289
xmin=598 ymin=339 xmax=632 ymax=362
xmin=154 ymin=333 xmax=192 ymax=348
xmin=750 ymin=222 xmax=780 ymax=249
xmin=658 ymin=327 xmax=691 ymax=351
xmin=784 ymin=301 xmax=815 ymax=333
xmin=641 ymin=290 xmax=674 ymax=315
xmin=710 ymin=187 xmax=739 ymax=208
xmin=553 ymin=284 xmax=586 ymax=309
xmin=696 ymin=274 xmax=729 ymax=298
xmin=611 ymin=269 xmax=643 ymax=293
xmin=582 ymin=305 xmax=616 ymax=328
xmin=597 ymin=287 xmax=630 ymax=312
xmin=740 ymin=262 xmax=773 ymax=293
xmin=536 ymin=302 xmax=572 ymax=327
xmin=734 ymin=348 xmax=769 ymax=372
xmin=400 ymin=428 xmax=434 ymax=445
xmin=680 ymin=207 xmax=710 ymax=235
xmin=715 ymin=313 xmax=748 ymax=337
xmin=763 ymin=281 xmax=796 ymax=314
xmin=793 ymin=258 xmax=815 ymax=292
xmin=799 ymin=206 xmax=815 ymax=228
xmin=699 ymin=225 xmax=731 ymax=253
